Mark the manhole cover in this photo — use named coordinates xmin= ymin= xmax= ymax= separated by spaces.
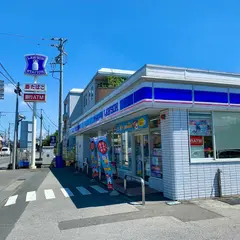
xmin=219 ymin=197 xmax=240 ymax=205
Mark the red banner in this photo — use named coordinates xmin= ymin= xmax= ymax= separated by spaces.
xmin=24 ymin=93 xmax=46 ymax=102
xmin=190 ymin=136 xmax=203 ymax=146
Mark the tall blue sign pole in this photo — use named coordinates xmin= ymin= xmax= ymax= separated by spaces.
xmin=24 ymin=54 xmax=48 ymax=169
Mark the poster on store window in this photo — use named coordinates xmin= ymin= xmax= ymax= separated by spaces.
xmin=90 ymin=138 xmax=98 ymax=178
xmin=95 ymin=136 xmax=113 ymax=190
xmin=189 ymin=119 xmax=212 ymax=136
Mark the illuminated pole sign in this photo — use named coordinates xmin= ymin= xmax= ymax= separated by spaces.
xmin=24 ymin=54 xmax=48 ymax=170
xmin=24 ymin=54 xmax=48 ymax=76
xmin=24 ymin=83 xmax=46 ymax=92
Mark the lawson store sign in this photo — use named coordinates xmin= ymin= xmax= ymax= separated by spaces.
xmin=71 ymin=102 xmax=120 ymax=134
xmin=70 ymin=85 xmax=153 ymax=134
xmin=70 ymin=82 xmax=240 ymax=134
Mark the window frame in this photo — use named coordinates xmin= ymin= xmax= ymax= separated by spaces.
xmin=91 ymin=85 xmax=94 ymax=100
xmin=188 ymin=111 xmax=214 ymax=163
xmin=189 ymin=110 xmax=240 ymax=163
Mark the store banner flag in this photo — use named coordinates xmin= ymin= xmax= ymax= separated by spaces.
xmin=90 ymin=138 xmax=98 ymax=178
xmin=95 ymin=136 xmax=113 ymax=190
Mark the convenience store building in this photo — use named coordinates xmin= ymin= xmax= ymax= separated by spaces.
xmin=70 ymin=64 xmax=240 ymax=200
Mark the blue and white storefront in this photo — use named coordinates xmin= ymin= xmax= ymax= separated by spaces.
xmin=71 ymin=64 xmax=240 ymax=200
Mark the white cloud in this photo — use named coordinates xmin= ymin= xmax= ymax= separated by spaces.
xmin=20 ymin=100 xmax=27 ymax=107
xmin=4 ymin=83 xmax=15 ymax=94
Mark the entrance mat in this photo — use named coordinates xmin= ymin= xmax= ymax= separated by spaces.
xmin=129 ymin=192 xmax=168 ymax=202
xmin=118 ymin=180 xmax=141 ymax=188
xmin=218 ymin=197 xmax=240 ymax=205
xmin=113 ymin=179 xmax=159 ymax=196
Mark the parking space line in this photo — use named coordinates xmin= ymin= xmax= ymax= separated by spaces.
xmin=44 ymin=189 xmax=56 ymax=199
xmin=5 ymin=195 xmax=18 ymax=206
xmin=26 ymin=191 xmax=36 ymax=202
xmin=60 ymin=188 xmax=74 ymax=197
xmin=76 ymin=186 xmax=91 ymax=195
xmin=90 ymin=185 xmax=108 ymax=193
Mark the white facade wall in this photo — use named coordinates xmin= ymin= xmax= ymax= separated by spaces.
xmin=161 ymin=108 xmax=240 ymax=200
xmin=69 ymin=95 xmax=80 ymax=116
xmin=75 ymin=134 xmax=91 ymax=169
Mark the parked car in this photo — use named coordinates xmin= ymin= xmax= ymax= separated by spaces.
xmin=0 ymin=147 xmax=11 ymax=156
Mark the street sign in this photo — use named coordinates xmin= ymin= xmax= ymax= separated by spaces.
xmin=50 ymin=136 xmax=56 ymax=147
xmin=24 ymin=93 xmax=46 ymax=102
xmin=24 ymin=54 xmax=48 ymax=76
xmin=0 ymin=80 xmax=4 ymax=100
xmin=24 ymin=83 xmax=46 ymax=92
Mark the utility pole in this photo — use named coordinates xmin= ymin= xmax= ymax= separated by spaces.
xmin=39 ymin=109 xmax=43 ymax=160
xmin=50 ymin=37 xmax=67 ymax=160
xmin=13 ymin=82 xmax=21 ymax=170
xmin=4 ymin=130 xmax=6 ymax=143
xmin=8 ymin=123 xmax=12 ymax=165
xmin=8 ymin=123 xmax=11 ymax=148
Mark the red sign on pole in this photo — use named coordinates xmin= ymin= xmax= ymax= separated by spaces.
xmin=24 ymin=93 xmax=46 ymax=102
xmin=24 ymin=83 xmax=46 ymax=92
xmin=190 ymin=136 xmax=203 ymax=146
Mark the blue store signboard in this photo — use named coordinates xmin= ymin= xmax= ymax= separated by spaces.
xmin=116 ymin=115 xmax=149 ymax=133
xmin=24 ymin=54 xmax=48 ymax=76
xmin=104 ymin=102 xmax=118 ymax=117
xmin=50 ymin=136 xmax=56 ymax=147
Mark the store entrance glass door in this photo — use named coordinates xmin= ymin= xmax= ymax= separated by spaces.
xmin=135 ymin=134 xmax=150 ymax=181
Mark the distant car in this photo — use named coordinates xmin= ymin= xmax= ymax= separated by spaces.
xmin=0 ymin=147 xmax=11 ymax=156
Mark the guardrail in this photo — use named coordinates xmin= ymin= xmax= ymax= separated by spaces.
xmin=124 ymin=175 xmax=145 ymax=205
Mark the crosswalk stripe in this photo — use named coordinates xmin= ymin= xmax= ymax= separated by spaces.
xmin=60 ymin=188 xmax=74 ymax=197
xmin=90 ymin=185 xmax=108 ymax=193
xmin=5 ymin=195 xmax=18 ymax=206
xmin=26 ymin=191 xmax=36 ymax=202
xmin=76 ymin=186 xmax=91 ymax=195
xmin=44 ymin=189 xmax=55 ymax=199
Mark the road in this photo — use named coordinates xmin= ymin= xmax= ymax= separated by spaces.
xmin=0 ymin=156 xmax=10 ymax=169
xmin=0 ymin=167 xmax=240 ymax=240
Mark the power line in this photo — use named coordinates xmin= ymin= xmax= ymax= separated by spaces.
xmin=0 ymin=63 xmax=17 ymax=86
xmin=42 ymin=120 xmax=48 ymax=131
xmin=42 ymin=109 xmax=58 ymax=128
xmin=0 ymin=71 xmax=16 ymax=87
xmin=0 ymin=110 xmax=34 ymax=114
xmin=0 ymin=63 xmax=35 ymax=115
xmin=0 ymin=32 xmax=47 ymax=40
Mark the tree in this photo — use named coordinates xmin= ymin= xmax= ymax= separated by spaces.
xmin=106 ymin=76 xmax=126 ymax=88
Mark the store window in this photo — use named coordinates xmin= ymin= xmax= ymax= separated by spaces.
xmin=189 ymin=112 xmax=214 ymax=159
xmin=91 ymin=85 xmax=94 ymax=100
xmin=149 ymin=116 xmax=160 ymax=129
xmin=121 ymin=132 xmax=132 ymax=169
xmin=85 ymin=94 xmax=87 ymax=106
xmin=150 ymin=131 xmax=162 ymax=178
xmin=214 ymin=112 xmax=240 ymax=159
xmin=112 ymin=133 xmax=121 ymax=168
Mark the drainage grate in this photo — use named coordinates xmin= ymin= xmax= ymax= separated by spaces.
xmin=219 ymin=197 xmax=240 ymax=205
xmin=4 ymin=180 xmax=25 ymax=191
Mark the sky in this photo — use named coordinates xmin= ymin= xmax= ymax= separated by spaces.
xmin=0 ymin=0 xmax=240 ymax=140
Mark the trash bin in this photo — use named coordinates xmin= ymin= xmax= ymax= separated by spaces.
xmin=56 ymin=156 xmax=63 ymax=168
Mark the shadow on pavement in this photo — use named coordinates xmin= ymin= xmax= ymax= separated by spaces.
xmin=50 ymin=167 xmax=167 ymax=209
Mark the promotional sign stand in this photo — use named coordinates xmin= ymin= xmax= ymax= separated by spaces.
xmin=31 ymin=75 xmax=38 ymax=169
